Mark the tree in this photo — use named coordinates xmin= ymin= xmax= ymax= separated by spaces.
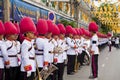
xmin=60 ymin=19 xmax=77 ymax=28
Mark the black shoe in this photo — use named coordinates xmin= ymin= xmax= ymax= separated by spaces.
xmin=67 ymin=72 xmax=74 ymax=75
xmin=89 ymin=76 xmax=94 ymax=79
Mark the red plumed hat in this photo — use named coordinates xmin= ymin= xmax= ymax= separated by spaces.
xmin=88 ymin=22 xmax=98 ymax=32
xmin=0 ymin=20 xmax=5 ymax=35
xmin=84 ymin=29 xmax=91 ymax=37
xmin=57 ymin=24 xmax=66 ymax=34
xmin=19 ymin=33 xmax=25 ymax=43
xmin=52 ymin=24 xmax=60 ymax=35
xmin=75 ymin=28 xmax=80 ymax=35
xmin=4 ymin=21 xmax=18 ymax=35
xmin=19 ymin=17 xmax=36 ymax=34
xmin=80 ymin=27 xmax=85 ymax=35
xmin=107 ymin=32 xmax=112 ymax=37
xmin=37 ymin=19 xmax=48 ymax=35
xmin=66 ymin=25 xmax=73 ymax=35
xmin=72 ymin=28 xmax=77 ymax=35
xmin=79 ymin=28 xmax=83 ymax=35
xmin=13 ymin=23 xmax=20 ymax=34
xmin=47 ymin=20 xmax=53 ymax=33
xmin=96 ymin=32 xmax=101 ymax=38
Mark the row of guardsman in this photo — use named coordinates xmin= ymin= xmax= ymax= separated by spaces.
xmin=0 ymin=17 xmax=111 ymax=80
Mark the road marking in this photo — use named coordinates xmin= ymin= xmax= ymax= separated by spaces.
xmin=102 ymin=64 xmax=105 ymax=68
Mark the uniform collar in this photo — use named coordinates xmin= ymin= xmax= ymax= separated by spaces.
xmin=24 ymin=37 xmax=31 ymax=42
xmin=38 ymin=36 xmax=45 ymax=39
xmin=6 ymin=37 xmax=14 ymax=41
xmin=59 ymin=38 xmax=64 ymax=40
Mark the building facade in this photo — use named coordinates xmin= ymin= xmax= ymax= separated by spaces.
xmin=1 ymin=0 xmax=93 ymax=27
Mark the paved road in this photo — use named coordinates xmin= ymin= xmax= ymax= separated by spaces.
xmin=64 ymin=46 xmax=120 ymax=80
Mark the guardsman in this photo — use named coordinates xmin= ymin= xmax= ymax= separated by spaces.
xmin=51 ymin=24 xmax=60 ymax=80
xmin=4 ymin=21 xmax=20 ymax=80
xmin=57 ymin=24 xmax=67 ymax=80
xmin=74 ymin=28 xmax=81 ymax=71
xmin=115 ymin=36 xmax=120 ymax=49
xmin=13 ymin=22 xmax=21 ymax=80
xmin=79 ymin=28 xmax=86 ymax=66
xmin=19 ymin=17 xmax=37 ymax=80
xmin=35 ymin=19 xmax=48 ymax=71
xmin=0 ymin=21 xmax=10 ymax=80
xmin=66 ymin=26 xmax=77 ymax=75
xmin=107 ymin=33 xmax=112 ymax=52
xmin=82 ymin=30 xmax=91 ymax=65
xmin=88 ymin=22 xmax=99 ymax=80
xmin=73 ymin=28 xmax=83 ymax=70
xmin=44 ymin=20 xmax=54 ymax=80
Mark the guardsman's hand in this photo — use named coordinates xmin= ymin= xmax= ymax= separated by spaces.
xmin=90 ymin=50 xmax=94 ymax=55
xmin=27 ymin=71 xmax=31 ymax=77
xmin=43 ymin=66 xmax=48 ymax=71
xmin=5 ymin=60 xmax=10 ymax=69
xmin=6 ymin=65 xmax=10 ymax=69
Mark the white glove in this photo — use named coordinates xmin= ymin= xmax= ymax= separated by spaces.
xmin=27 ymin=71 xmax=31 ymax=77
xmin=6 ymin=65 xmax=10 ymax=69
xmin=17 ymin=58 xmax=21 ymax=66
xmin=18 ymin=61 xmax=21 ymax=66
xmin=43 ymin=66 xmax=48 ymax=71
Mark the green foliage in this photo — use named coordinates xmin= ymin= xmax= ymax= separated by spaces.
xmin=51 ymin=2 xmax=55 ymax=8
xmin=92 ymin=17 xmax=100 ymax=25
xmin=100 ymin=24 xmax=111 ymax=34
xmin=60 ymin=19 xmax=77 ymax=28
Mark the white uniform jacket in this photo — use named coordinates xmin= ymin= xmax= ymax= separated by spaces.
xmin=83 ymin=39 xmax=90 ymax=50
xmin=74 ymin=39 xmax=82 ymax=54
xmin=66 ymin=37 xmax=76 ymax=55
xmin=15 ymin=41 xmax=21 ymax=65
xmin=90 ymin=34 xmax=99 ymax=55
xmin=115 ymin=37 xmax=119 ymax=44
xmin=35 ymin=37 xmax=46 ymax=67
xmin=20 ymin=39 xmax=36 ymax=72
xmin=5 ymin=40 xmax=19 ymax=67
xmin=44 ymin=38 xmax=54 ymax=64
xmin=56 ymin=39 xmax=67 ymax=63
xmin=0 ymin=40 xmax=9 ymax=68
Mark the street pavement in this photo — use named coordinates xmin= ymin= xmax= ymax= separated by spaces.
xmin=63 ymin=46 xmax=120 ymax=80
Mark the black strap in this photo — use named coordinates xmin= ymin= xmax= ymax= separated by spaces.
xmin=28 ymin=46 xmax=32 ymax=51
xmin=92 ymin=41 xmax=97 ymax=44
xmin=0 ymin=55 xmax=3 ymax=58
xmin=8 ymin=55 xmax=17 ymax=57
xmin=35 ymin=53 xmax=43 ymax=55
xmin=29 ymin=57 xmax=35 ymax=60
xmin=7 ymin=43 xmax=13 ymax=50
xmin=49 ymin=39 xmax=52 ymax=43
xmin=38 ymin=49 xmax=43 ymax=51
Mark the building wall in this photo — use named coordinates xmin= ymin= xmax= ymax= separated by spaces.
xmin=5 ymin=0 xmax=92 ymax=27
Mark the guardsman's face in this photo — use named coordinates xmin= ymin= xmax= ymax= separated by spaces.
xmin=73 ymin=35 xmax=77 ymax=39
xmin=46 ymin=32 xmax=52 ymax=39
xmin=90 ymin=31 xmax=94 ymax=36
xmin=59 ymin=34 xmax=65 ymax=39
xmin=84 ymin=36 xmax=89 ymax=39
xmin=53 ymin=35 xmax=59 ymax=40
xmin=14 ymin=34 xmax=18 ymax=40
xmin=69 ymin=33 xmax=73 ymax=38
xmin=0 ymin=35 xmax=3 ymax=40
xmin=79 ymin=36 xmax=81 ymax=39
xmin=26 ymin=32 xmax=35 ymax=39
xmin=76 ymin=35 xmax=79 ymax=39
xmin=9 ymin=34 xmax=16 ymax=40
